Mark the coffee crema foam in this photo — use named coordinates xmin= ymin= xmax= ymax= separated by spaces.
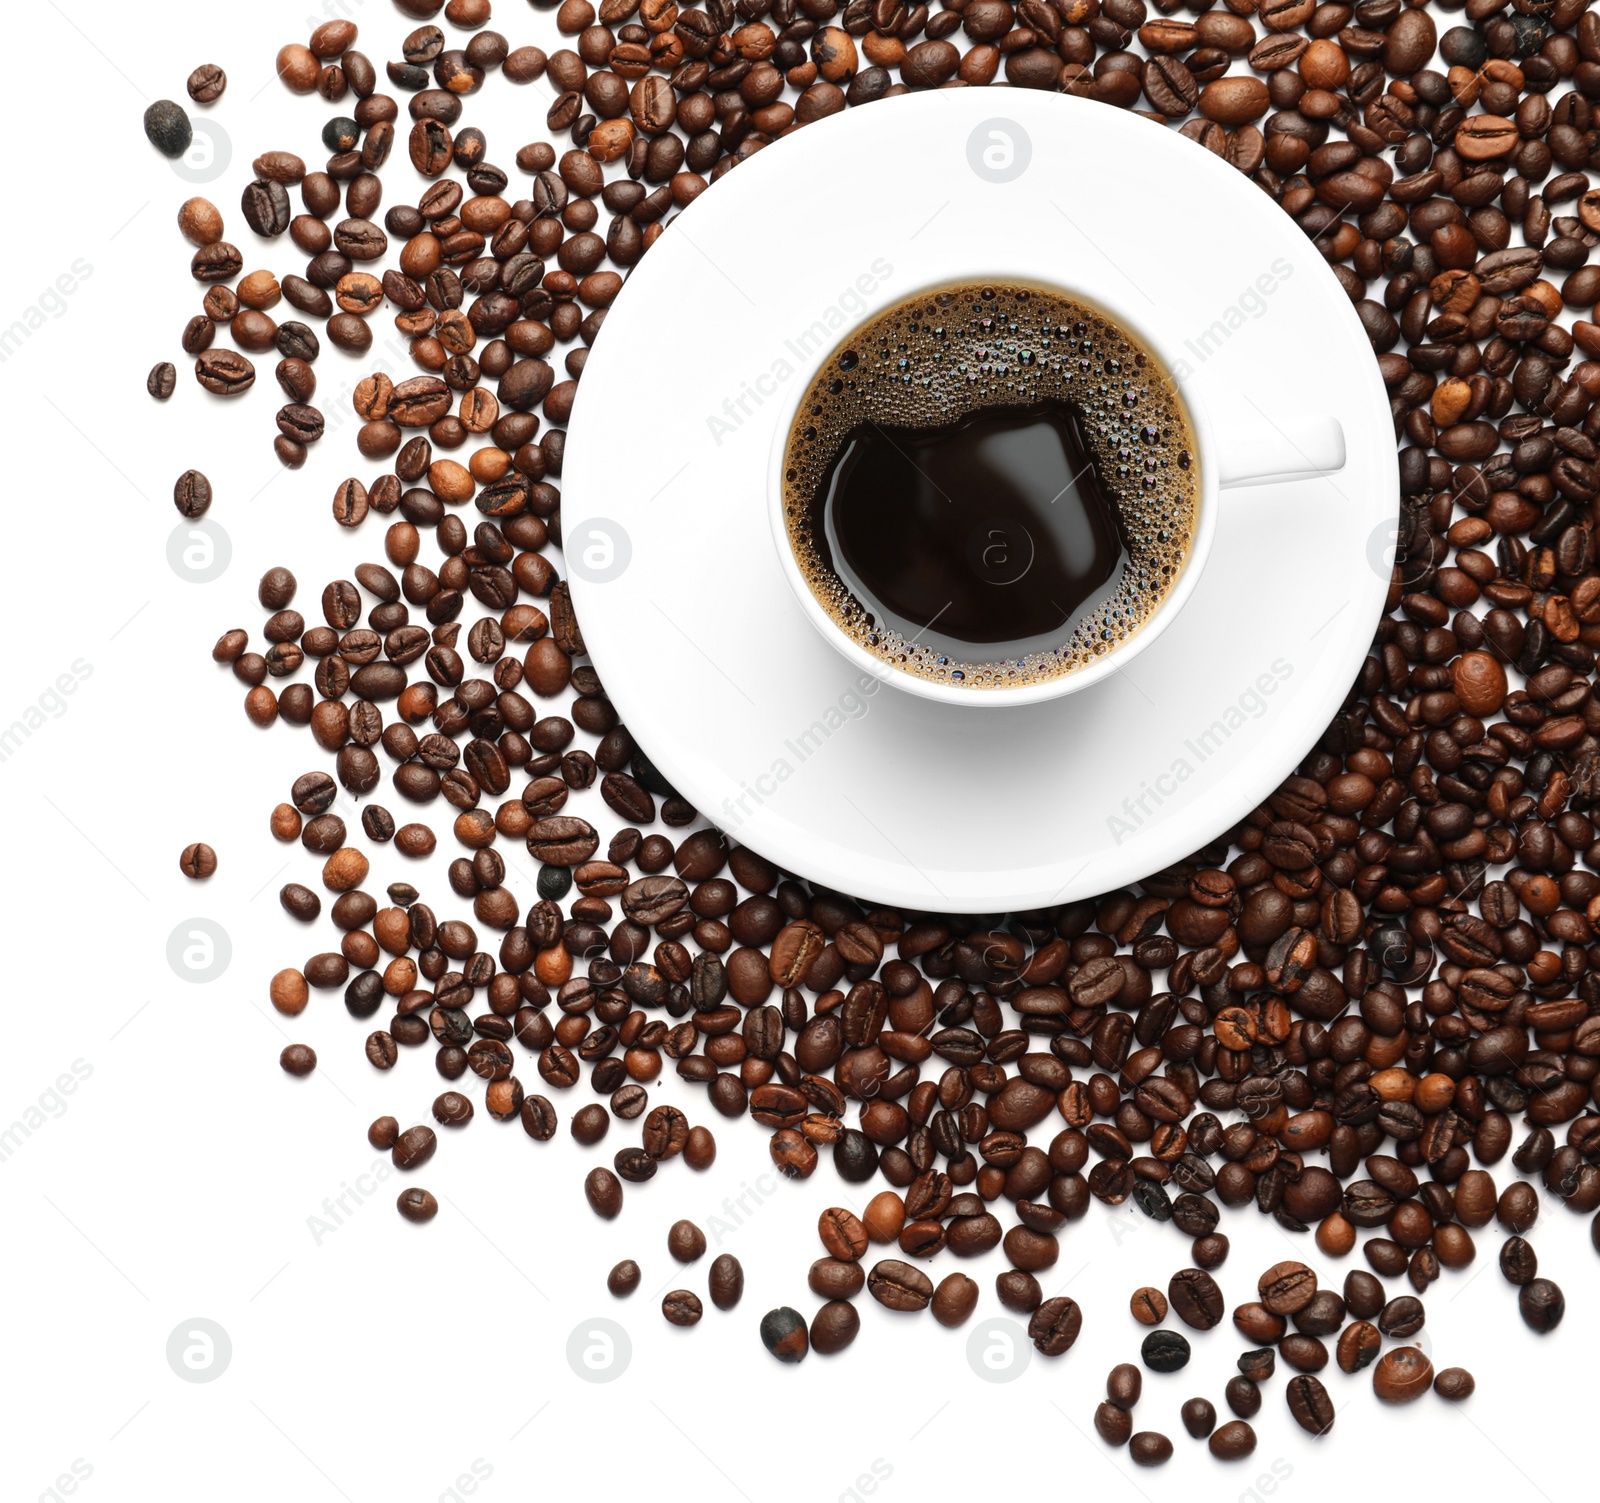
xmin=781 ymin=282 xmax=1201 ymax=689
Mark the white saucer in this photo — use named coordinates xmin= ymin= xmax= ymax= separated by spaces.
xmin=564 ymin=89 xmax=1398 ymax=913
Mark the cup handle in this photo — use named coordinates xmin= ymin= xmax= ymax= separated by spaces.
xmin=1213 ymin=410 xmax=1347 ymax=490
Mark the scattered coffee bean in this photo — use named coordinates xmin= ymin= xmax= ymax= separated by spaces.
xmin=178 ymin=842 xmax=217 ymax=878
xmin=662 ymin=1290 xmax=702 ymax=1327
xmin=1130 ymin=1287 xmax=1168 ymax=1325
xmin=396 ymin=1187 xmax=438 ymax=1223
xmin=1286 ymin=1375 xmax=1336 ymax=1436
xmin=709 ymin=1253 xmax=743 ymax=1310
xmin=1209 ymin=1421 xmax=1257 ymax=1461
xmin=144 ymin=99 xmax=193 ymax=156
xmin=1519 ymin=1279 xmax=1566 ymax=1334
xmin=280 ymin=1043 xmax=316 ymax=1076
xmin=1141 ymin=1330 xmax=1191 ymax=1373
xmin=1180 ymin=1398 xmax=1216 ymax=1439
xmin=667 ymin=1219 xmax=706 ymax=1263
xmin=1373 ymin=1347 xmax=1434 ymax=1404
xmin=1128 ymin=1433 xmax=1172 ymax=1467
xmin=811 ymin=1300 xmax=859 ymax=1355
xmin=760 ymin=1306 xmax=808 ymax=1362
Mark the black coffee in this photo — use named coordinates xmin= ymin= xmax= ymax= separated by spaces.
xmin=782 ymin=283 xmax=1200 ymax=689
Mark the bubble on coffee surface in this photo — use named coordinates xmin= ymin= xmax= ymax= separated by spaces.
xmin=782 ymin=283 xmax=1199 ymax=689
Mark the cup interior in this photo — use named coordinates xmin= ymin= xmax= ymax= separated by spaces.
xmin=766 ymin=275 xmax=1220 ymax=708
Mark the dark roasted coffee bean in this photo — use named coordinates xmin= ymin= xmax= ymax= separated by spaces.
xmin=1029 ymin=1297 xmax=1083 ymax=1356
xmin=396 ymin=1187 xmax=438 ymax=1222
xmin=1128 ymin=1433 xmax=1173 ymax=1467
xmin=667 ymin=1219 xmax=706 ymax=1263
xmin=709 ymin=1253 xmax=743 ymax=1310
xmin=810 ymin=1299 xmax=859 ymax=1355
xmin=1519 ymin=1278 xmax=1565 ymax=1333
xmin=1180 ymin=1398 xmax=1216 ymax=1439
xmin=144 ymin=99 xmax=193 ymax=156
xmin=1168 ymin=1268 xmax=1224 ymax=1329
xmin=1286 ymin=1375 xmax=1336 ymax=1435
xmin=760 ymin=1306 xmax=808 ymax=1361
xmin=1141 ymin=1329 xmax=1190 ymax=1372
xmin=1209 ymin=1420 xmax=1256 ymax=1460
xmin=607 ymin=1259 xmax=641 ymax=1297
xmin=585 ymin=1166 xmax=622 ymax=1218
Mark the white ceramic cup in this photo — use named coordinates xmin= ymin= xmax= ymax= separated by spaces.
xmin=767 ymin=274 xmax=1347 ymax=709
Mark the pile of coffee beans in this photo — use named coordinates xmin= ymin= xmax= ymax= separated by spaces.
xmin=153 ymin=0 xmax=1600 ymax=1406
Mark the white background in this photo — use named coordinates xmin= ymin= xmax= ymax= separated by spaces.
xmin=0 ymin=2 xmax=1592 ymax=1499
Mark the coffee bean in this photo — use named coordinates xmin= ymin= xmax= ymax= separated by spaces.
xmin=1378 ymin=1295 xmax=1426 ymax=1339
xmin=196 ymin=350 xmax=255 ymax=395
xmin=144 ymin=99 xmax=193 ymax=156
xmin=931 ymin=1272 xmax=979 ymax=1327
xmin=819 ymin=1206 xmax=869 ymax=1261
xmin=708 ymin=1253 xmax=743 ymax=1310
xmin=607 ymin=1259 xmax=640 ymax=1297
xmin=571 ymin=1102 xmax=608 ymax=1145
xmin=1106 ymin=1363 xmax=1141 ymax=1408
xmin=397 ymin=1187 xmax=438 ymax=1222
xmin=760 ymin=1306 xmax=808 ymax=1361
xmin=1286 ymin=1375 xmax=1336 ymax=1435
xmin=585 ymin=1166 xmax=622 ymax=1218
xmin=1434 ymin=1367 xmax=1475 ymax=1401
xmin=187 ymin=64 xmax=227 ymax=103
xmin=1209 ymin=1420 xmax=1256 ymax=1460
xmin=1128 ymin=1433 xmax=1173 ymax=1467
xmin=1140 ymin=1330 xmax=1190 ymax=1373
xmin=1237 ymin=1348 xmax=1275 ymax=1381
xmin=1519 ymin=1278 xmax=1565 ymax=1333
xmin=1180 ymin=1397 xmax=1216 ymax=1439
xmin=1373 ymin=1346 xmax=1433 ymax=1403
xmin=667 ymin=1219 xmax=706 ymax=1263
xmin=868 ymin=1259 xmax=932 ymax=1312
xmin=801 ymin=1299 xmax=855 ymax=1356
xmin=662 ymin=1290 xmax=702 ymax=1326
xmin=148 ymin=362 xmax=177 ymax=400
xmin=1029 ymin=1296 xmax=1083 ymax=1356
xmin=280 ymin=1043 xmax=316 ymax=1076
xmin=1095 ymin=1402 xmax=1132 ymax=1447
xmin=178 ymin=841 xmax=217 ymax=878
xmin=1336 ymin=1321 xmax=1381 ymax=1374
xmin=1168 ymin=1268 xmax=1224 ymax=1329
xmin=520 ymin=1095 xmax=558 ymax=1140
xmin=1225 ymin=1376 xmax=1261 ymax=1419
xmin=1130 ymin=1286 xmax=1168 ymax=1325
xmin=1258 ymin=1260 xmax=1317 ymax=1315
